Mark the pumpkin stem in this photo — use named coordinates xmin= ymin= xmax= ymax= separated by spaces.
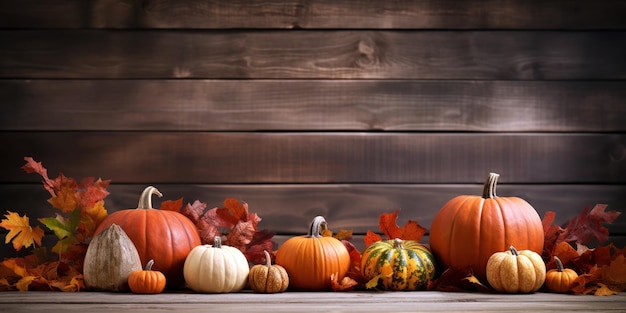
xmin=138 ymin=186 xmax=163 ymax=209
xmin=145 ymin=259 xmax=155 ymax=271
xmin=213 ymin=236 xmax=223 ymax=248
xmin=554 ymin=256 xmax=564 ymax=272
xmin=482 ymin=172 xmax=500 ymax=199
xmin=509 ymin=245 xmax=518 ymax=256
xmin=307 ymin=216 xmax=327 ymax=238
xmin=393 ymin=238 xmax=404 ymax=250
xmin=263 ymin=250 xmax=272 ymax=268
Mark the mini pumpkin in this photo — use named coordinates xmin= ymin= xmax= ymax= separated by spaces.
xmin=429 ymin=172 xmax=544 ymax=282
xmin=93 ymin=186 xmax=201 ymax=288
xmin=128 ymin=259 xmax=167 ymax=294
xmin=83 ymin=224 xmax=142 ymax=292
xmin=361 ymin=238 xmax=437 ymax=290
xmin=183 ymin=236 xmax=250 ymax=293
xmin=248 ymin=250 xmax=289 ymax=293
xmin=486 ymin=245 xmax=546 ymax=293
xmin=275 ymin=215 xmax=351 ymax=290
xmin=545 ymin=256 xmax=578 ymax=293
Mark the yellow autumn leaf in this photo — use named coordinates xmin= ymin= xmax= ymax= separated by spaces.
xmin=593 ymin=283 xmax=618 ymax=296
xmin=80 ymin=200 xmax=108 ymax=237
xmin=0 ymin=211 xmax=44 ymax=251
xmin=15 ymin=276 xmax=37 ymax=291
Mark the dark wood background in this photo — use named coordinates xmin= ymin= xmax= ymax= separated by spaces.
xmin=1 ymin=0 xmax=625 ymax=256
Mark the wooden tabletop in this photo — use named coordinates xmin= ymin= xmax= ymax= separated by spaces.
xmin=2 ymin=291 xmax=625 ymax=313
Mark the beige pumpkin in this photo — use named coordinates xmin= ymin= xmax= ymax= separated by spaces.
xmin=486 ymin=246 xmax=546 ymax=293
xmin=83 ymin=224 xmax=142 ymax=292
xmin=183 ymin=236 xmax=250 ymax=293
xmin=248 ymin=250 xmax=289 ymax=293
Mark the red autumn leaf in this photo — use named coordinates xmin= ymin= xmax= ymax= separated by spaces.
xmin=559 ymin=204 xmax=620 ymax=246
xmin=77 ymin=177 xmax=110 ymax=210
xmin=244 ymin=230 xmax=276 ymax=264
xmin=217 ymin=198 xmax=248 ymax=226
xmin=22 ymin=157 xmax=56 ymax=197
xmin=180 ymin=200 xmax=207 ymax=224
xmin=227 ymin=220 xmax=256 ymax=251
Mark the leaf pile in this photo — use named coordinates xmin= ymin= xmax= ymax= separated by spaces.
xmin=0 ymin=157 xmax=110 ymax=291
xmin=161 ymin=197 xmax=275 ymax=265
xmin=543 ymin=204 xmax=625 ymax=295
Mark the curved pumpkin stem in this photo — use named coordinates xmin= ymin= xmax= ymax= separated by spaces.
xmin=144 ymin=259 xmax=155 ymax=271
xmin=482 ymin=172 xmax=500 ymax=199
xmin=263 ymin=250 xmax=272 ymax=268
xmin=509 ymin=245 xmax=519 ymax=256
xmin=554 ymin=256 xmax=564 ymax=272
xmin=307 ymin=216 xmax=327 ymax=238
xmin=138 ymin=186 xmax=163 ymax=209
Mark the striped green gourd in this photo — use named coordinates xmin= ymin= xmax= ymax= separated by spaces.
xmin=360 ymin=238 xmax=436 ymax=290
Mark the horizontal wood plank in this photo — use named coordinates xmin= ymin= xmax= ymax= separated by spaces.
xmin=1 ymin=184 xmax=623 ymax=237
xmin=1 ymin=132 xmax=624 ymax=184
xmin=1 ymin=291 xmax=626 ymax=313
xmin=1 ymin=0 xmax=626 ymax=29
xmin=3 ymin=79 xmax=626 ymax=132
xmin=2 ymin=30 xmax=625 ymax=79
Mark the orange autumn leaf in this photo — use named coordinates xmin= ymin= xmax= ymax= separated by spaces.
xmin=47 ymin=184 xmax=79 ymax=213
xmin=377 ymin=210 xmax=427 ymax=242
xmin=160 ymin=198 xmax=184 ymax=212
xmin=334 ymin=229 xmax=353 ymax=241
xmin=364 ymin=230 xmax=382 ymax=247
xmin=0 ymin=211 xmax=44 ymax=251
xmin=590 ymin=283 xmax=618 ymax=296
xmin=600 ymin=254 xmax=626 ymax=291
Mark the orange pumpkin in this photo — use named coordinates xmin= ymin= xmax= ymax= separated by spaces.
xmin=429 ymin=173 xmax=544 ymax=282
xmin=128 ymin=259 xmax=166 ymax=294
xmin=545 ymin=256 xmax=578 ymax=293
xmin=93 ymin=186 xmax=201 ymax=288
xmin=275 ymin=216 xmax=350 ymax=290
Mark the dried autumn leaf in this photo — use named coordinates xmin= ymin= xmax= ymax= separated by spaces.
xmin=160 ymin=198 xmax=184 ymax=212
xmin=1 ymin=211 xmax=44 ymax=251
xmin=559 ymin=204 xmax=620 ymax=246
xmin=22 ymin=157 xmax=56 ymax=196
xmin=600 ymin=254 xmax=626 ymax=291
xmin=48 ymin=184 xmax=79 ymax=213
xmin=363 ymin=230 xmax=382 ymax=248
xmin=428 ymin=267 xmax=493 ymax=293
xmin=330 ymin=272 xmax=359 ymax=292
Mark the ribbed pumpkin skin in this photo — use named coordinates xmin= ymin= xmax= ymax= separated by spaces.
xmin=486 ymin=246 xmax=546 ymax=293
xmin=93 ymin=187 xmax=201 ymax=288
xmin=429 ymin=173 xmax=544 ymax=282
xmin=275 ymin=216 xmax=350 ymax=291
xmin=361 ymin=239 xmax=436 ymax=290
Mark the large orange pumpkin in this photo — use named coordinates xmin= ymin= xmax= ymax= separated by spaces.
xmin=93 ymin=186 xmax=201 ymax=288
xmin=275 ymin=216 xmax=350 ymax=290
xmin=429 ymin=173 xmax=544 ymax=282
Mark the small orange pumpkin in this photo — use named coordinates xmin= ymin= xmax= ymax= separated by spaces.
xmin=545 ymin=256 xmax=578 ymax=293
xmin=275 ymin=216 xmax=350 ymax=290
xmin=128 ymin=259 xmax=166 ymax=294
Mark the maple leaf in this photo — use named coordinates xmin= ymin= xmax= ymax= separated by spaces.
xmin=364 ymin=210 xmax=427 ymax=248
xmin=161 ymin=198 xmax=184 ymax=212
xmin=559 ymin=204 xmax=621 ymax=246
xmin=1 ymin=211 xmax=45 ymax=251
xmin=364 ymin=230 xmax=382 ymax=247
xmin=330 ymin=272 xmax=359 ymax=291
xmin=600 ymin=254 xmax=626 ymax=292
xmin=180 ymin=200 xmax=207 ymax=223
xmin=77 ymin=177 xmax=110 ymax=210
xmin=227 ymin=220 xmax=256 ymax=252
xmin=244 ymin=230 xmax=276 ymax=264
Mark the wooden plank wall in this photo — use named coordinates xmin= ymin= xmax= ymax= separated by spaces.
xmin=1 ymin=0 xmax=625 ymax=256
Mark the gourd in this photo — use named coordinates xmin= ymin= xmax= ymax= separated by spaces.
xmin=429 ymin=172 xmax=544 ymax=281
xmin=248 ymin=250 xmax=289 ymax=293
xmin=545 ymin=256 xmax=578 ymax=293
xmin=128 ymin=259 xmax=167 ymax=294
xmin=183 ymin=236 xmax=250 ymax=293
xmin=360 ymin=238 xmax=437 ymax=290
xmin=486 ymin=246 xmax=546 ymax=293
xmin=275 ymin=215 xmax=351 ymax=290
xmin=83 ymin=224 xmax=142 ymax=292
xmin=93 ymin=186 xmax=201 ymax=288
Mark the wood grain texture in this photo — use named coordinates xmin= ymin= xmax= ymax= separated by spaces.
xmin=3 ymin=79 xmax=626 ymax=132
xmin=0 ymin=291 xmax=625 ymax=313
xmin=2 ymin=30 xmax=625 ymax=79
xmin=1 ymin=0 xmax=626 ymax=29
xmin=2 ymin=132 xmax=625 ymax=184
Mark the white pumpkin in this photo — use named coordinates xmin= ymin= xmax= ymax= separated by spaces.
xmin=183 ymin=236 xmax=250 ymax=293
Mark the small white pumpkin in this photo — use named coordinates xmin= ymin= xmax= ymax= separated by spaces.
xmin=183 ymin=236 xmax=250 ymax=293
